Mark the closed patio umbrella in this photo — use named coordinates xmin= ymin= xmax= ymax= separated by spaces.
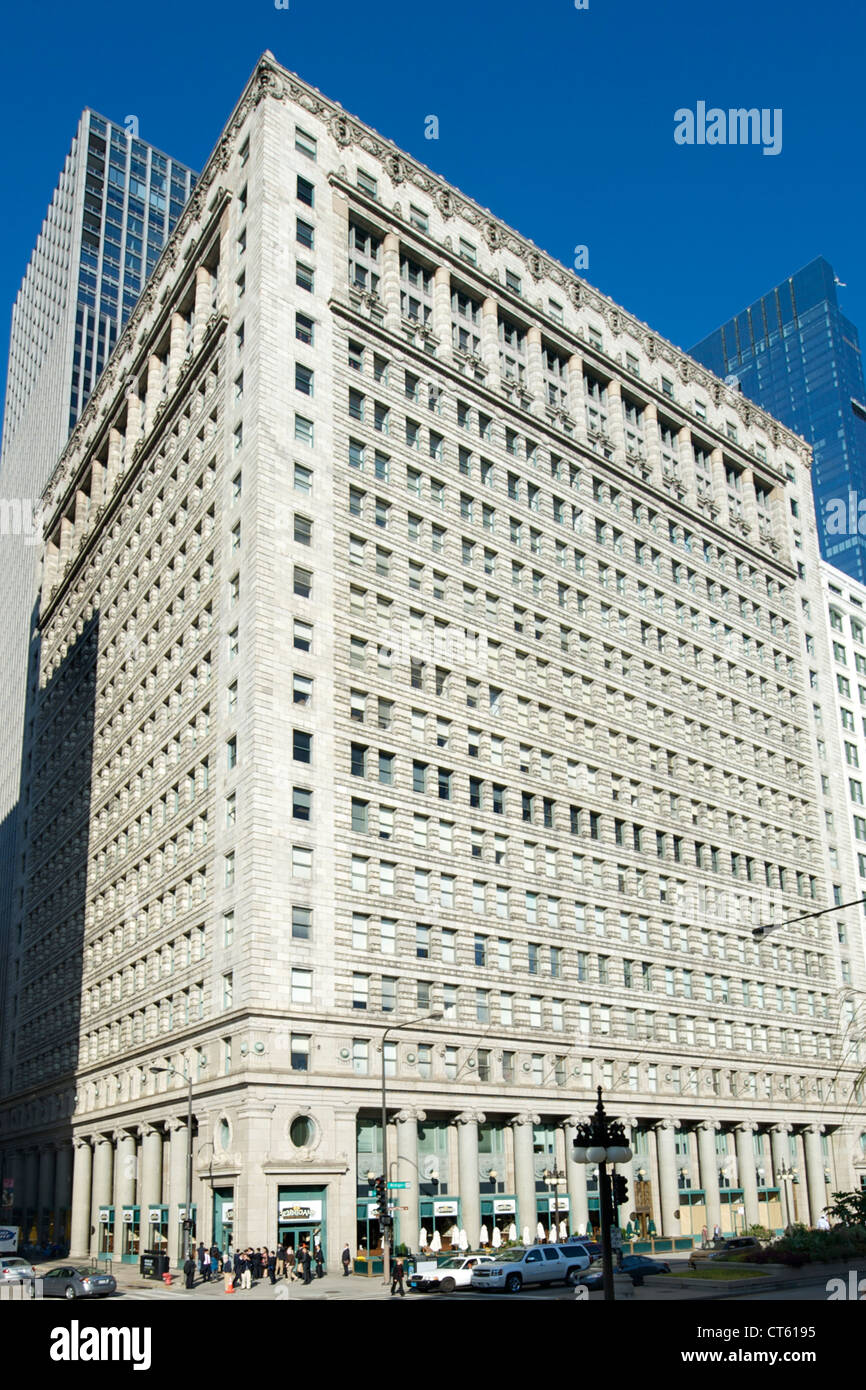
xmin=508 ymin=1222 xmax=517 ymax=1242
xmin=458 ymin=1228 xmax=468 ymax=1251
xmin=491 ymin=1227 xmax=502 ymax=1249
xmin=558 ymin=1221 xmax=568 ymax=1240
xmin=479 ymin=1224 xmax=489 ymax=1246
xmin=536 ymin=1222 xmax=546 ymax=1242
xmin=419 ymin=1226 xmax=428 ymax=1250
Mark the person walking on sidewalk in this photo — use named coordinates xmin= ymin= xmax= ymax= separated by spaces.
xmin=390 ymin=1256 xmax=406 ymax=1297
xmin=341 ymin=1243 xmax=352 ymax=1277
xmin=314 ymin=1243 xmax=325 ymax=1279
xmin=267 ymin=1248 xmax=277 ymax=1284
xmin=300 ymin=1243 xmax=312 ymax=1286
xmin=183 ymin=1254 xmax=196 ymax=1290
xmin=240 ymin=1253 xmax=252 ymax=1291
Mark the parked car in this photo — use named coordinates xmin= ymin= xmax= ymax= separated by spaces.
xmin=568 ymin=1239 xmax=602 ymax=1260
xmin=470 ymin=1243 xmax=594 ymax=1293
xmin=409 ymin=1254 xmax=494 ymax=1292
xmin=0 ymin=1256 xmax=35 ymax=1283
xmin=578 ymin=1254 xmax=671 ymax=1289
xmin=40 ymin=1266 xmax=117 ymax=1299
xmin=688 ymin=1236 xmax=762 ymax=1268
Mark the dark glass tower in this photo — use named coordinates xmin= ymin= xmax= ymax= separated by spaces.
xmin=690 ymin=257 xmax=866 ymax=583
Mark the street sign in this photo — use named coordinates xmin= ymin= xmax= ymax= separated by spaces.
xmin=610 ymin=1227 xmax=622 ymax=1249
xmin=387 ymin=1182 xmax=409 ymax=1189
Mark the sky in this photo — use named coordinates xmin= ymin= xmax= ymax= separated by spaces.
xmin=1 ymin=0 xmax=864 ymax=404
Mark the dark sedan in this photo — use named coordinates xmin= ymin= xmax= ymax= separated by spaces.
xmin=40 ymin=1265 xmax=117 ymax=1299
xmin=577 ymin=1255 xmax=671 ymax=1289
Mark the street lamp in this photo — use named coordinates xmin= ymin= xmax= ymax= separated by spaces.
xmin=573 ymin=1087 xmax=632 ymax=1302
xmin=150 ymin=1063 xmax=200 ymax=1264
xmin=778 ymin=1162 xmax=797 ymax=1230
xmin=543 ymin=1167 xmax=566 ymax=1238
xmin=379 ymin=1010 xmax=443 ymax=1285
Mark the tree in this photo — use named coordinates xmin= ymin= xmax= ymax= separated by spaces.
xmin=825 ymin=1190 xmax=866 ymax=1227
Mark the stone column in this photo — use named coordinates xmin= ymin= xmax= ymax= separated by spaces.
xmin=481 ymin=297 xmax=500 ymax=383
xmin=564 ymin=1116 xmax=589 ymax=1235
xmin=113 ymin=1130 xmax=137 ymax=1210
xmin=697 ymin=1121 xmax=721 ymax=1235
xmin=710 ymin=445 xmax=727 ymax=513
xmin=167 ymin=311 xmax=188 ymax=392
xmin=105 ymin=426 xmax=124 ymax=493
xmin=526 ymin=326 xmax=545 ymax=409
xmin=567 ymin=352 xmax=586 ymax=427
xmin=643 ymin=401 xmax=661 ymax=485
xmin=138 ymin=1124 xmax=163 ymax=1214
xmin=803 ymin=1125 xmax=827 ymax=1228
xmin=655 ymin=1119 xmax=680 ymax=1236
xmin=381 ymin=232 xmax=401 ymax=332
xmin=144 ymin=353 xmax=164 ymax=425
xmin=166 ymin=1117 xmax=189 ymax=1269
xmin=90 ymin=1135 xmax=113 ymax=1255
xmin=432 ymin=266 xmax=452 ymax=356
xmin=54 ymin=1145 xmax=73 ymax=1236
xmin=511 ymin=1113 xmax=540 ymax=1239
xmin=37 ymin=1145 xmax=55 ymax=1235
xmin=454 ymin=1110 xmax=483 ymax=1247
xmin=70 ymin=1138 xmax=92 ymax=1259
xmin=678 ymin=425 xmax=697 ymax=506
xmin=395 ymin=1107 xmax=426 ymax=1254
xmin=193 ymin=264 xmax=213 ymax=351
xmin=735 ymin=1122 xmax=760 ymax=1229
xmin=770 ymin=1124 xmax=792 ymax=1229
xmin=605 ymin=379 xmax=626 ymax=460
xmin=741 ymin=466 xmax=759 ymax=535
xmin=124 ymin=382 xmax=143 ymax=452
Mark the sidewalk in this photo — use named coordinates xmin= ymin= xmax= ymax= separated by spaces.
xmin=90 ymin=1265 xmax=404 ymax=1302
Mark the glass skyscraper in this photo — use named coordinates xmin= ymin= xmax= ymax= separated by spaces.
xmin=0 ymin=111 xmax=196 ymax=1064
xmin=690 ymin=256 xmax=866 ymax=583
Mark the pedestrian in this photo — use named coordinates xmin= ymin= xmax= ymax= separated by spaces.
xmin=817 ymin=1214 xmax=831 ymax=1231
xmin=233 ymin=1249 xmax=242 ymax=1289
xmin=275 ymin=1243 xmax=286 ymax=1279
xmin=390 ymin=1256 xmax=406 ymax=1297
xmin=314 ymin=1243 xmax=325 ymax=1279
xmin=287 ymin=1246 xmax=299 ymax=1282
xmin=301 ymin=1242 xmax=312 ymax=1286
xmin=183 ymin=1254 xmax=196 ymax=1290
xmin=197 ymin=1242 xmax=206 ymax=1281
xmin=240 ymin=1253 xmax=252 ymax=1291
xmin=267 ymin=1247 xmax=277 ymax=1284
xmin=223 ymin=1254 xmax=234 ymax=1294
xmin=210 ymin=1248 xmax=219 ymax=1280
xmin=341 ymin=1243 xmax=352 ymax=1277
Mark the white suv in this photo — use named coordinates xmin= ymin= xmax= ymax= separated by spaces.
xmin=470 ymin=1243 xmax=594 ymax=1293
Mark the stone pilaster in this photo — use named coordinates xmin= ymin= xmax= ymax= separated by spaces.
xmin=511 ymin=1113 xmax=540 ymax=1238
xmin=454 ymin=1110 xmax=484 ymax=1246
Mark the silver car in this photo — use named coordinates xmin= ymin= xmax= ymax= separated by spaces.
xmin=41 ymin=1265 xmax=117 ymax=1299
xmin=0 ymin=1256 xmax=35 ymax=1283
xmin=471 ymin=1243 xmax=594 ymax=1293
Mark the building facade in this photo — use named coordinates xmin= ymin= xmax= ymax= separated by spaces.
xmin=1 ymin=56 xmax=864 ymax=1265
xmin=690 ymin=257 xmax=866 ymax=584
xmin=0 ymin=113 xmax=196 ymax=1109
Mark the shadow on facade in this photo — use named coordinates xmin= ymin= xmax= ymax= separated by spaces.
xmin=0 ymin=603 xmax=98 ymax=1252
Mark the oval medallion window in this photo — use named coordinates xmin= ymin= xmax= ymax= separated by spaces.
xmin=290 ymin=1116 xmax=314 ymax=1148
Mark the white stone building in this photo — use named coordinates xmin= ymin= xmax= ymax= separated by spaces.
xmin=1 ymin=55 xmax=864 ymax=1266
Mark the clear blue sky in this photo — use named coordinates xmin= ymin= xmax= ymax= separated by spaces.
xmin=2 ymin=0 xmax=864 ymax=393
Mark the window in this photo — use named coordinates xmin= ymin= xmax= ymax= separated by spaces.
xmin=291 ymin=968 xmax=313 ymax=1004
xmin=296 ymin=262 xmax=315 ymax=293
xmin=293 ymin=619 xmax=313 ymax=652
xmin=291 ymin=1035 xmax=310 ymax=1071
xmin=292 ymin=906 xmax=312 ymax=940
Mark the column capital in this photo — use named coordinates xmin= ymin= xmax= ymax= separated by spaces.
xmin=803 ymin=1123 xmax=825 ymax=1137
xmin=735 ymin=1121 xmax=757 ymax=1136
xmin=164 ymin=1116 xmax=189 ymax=1134
xmin=655 ymin=1117 xmax=681 ymax=1132
xmin=455 ymin=1110 xmax=484 ymax=1126
xmin=90 ymin=1133 xmax=113 ymax=1147
xmin=395 ymin=1108 xmax=426 ymax=1125
xmin=770 ymin=1123 xmax=792 ymax=1136
xmin=510 ymin=1113 xmax=541 ymax=1128
xmin=111 ymin=1128 xmax=136 ymax=1144
xmin=697 ymin=1119 xmax=720 ymax=1134
xmin=137 ymin=1122 xmax=160 ymax=1139
xmin=72 ymin=1135 xmax=93 ymax=1152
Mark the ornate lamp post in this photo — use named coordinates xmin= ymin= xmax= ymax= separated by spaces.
xmin=543 ymin=1167 xmax=566 ymax=1238
xmin=572 ymin=1087 xmax=632 ymax=1301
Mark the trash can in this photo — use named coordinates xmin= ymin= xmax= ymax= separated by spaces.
xmin=140 ymin=1250 xmax=165 ymax=1279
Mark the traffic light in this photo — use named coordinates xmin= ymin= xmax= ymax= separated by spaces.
xmin=612 ymin=1173 xmax=629 ymax=1209
xmin=375 ymin=1176 xmax=387 ymax=1222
